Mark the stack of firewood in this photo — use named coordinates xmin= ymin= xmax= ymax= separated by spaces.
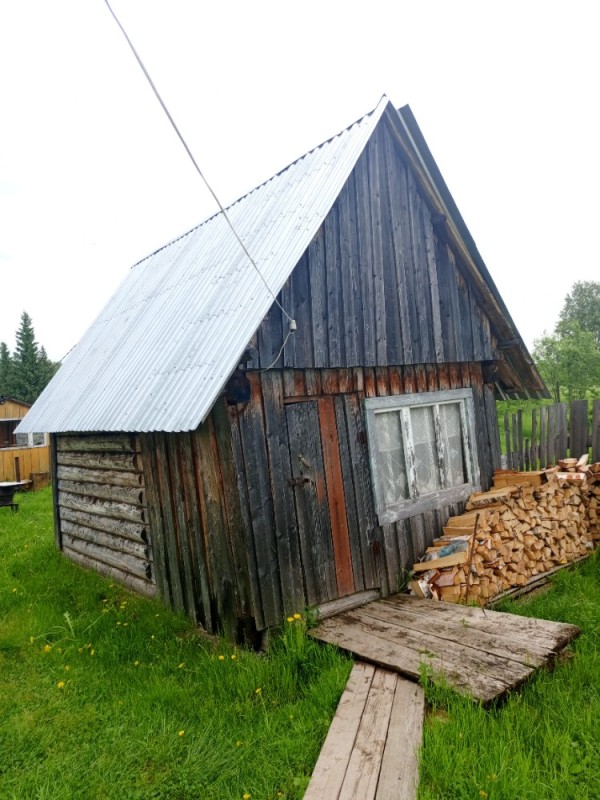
xmin=411 ymin=455 xmax=599 ymax=605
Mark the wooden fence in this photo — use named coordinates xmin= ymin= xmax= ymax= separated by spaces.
xmin=0 ymin=445 xmax=50 ymax=482
xmin=502 ymin=399 xmax=600 ymax=471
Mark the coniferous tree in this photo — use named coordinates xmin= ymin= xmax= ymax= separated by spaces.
xmin=0 ymin=342 xmax=14 ymax=398
xmin=2 ymin=313 xmax=58 ymax=404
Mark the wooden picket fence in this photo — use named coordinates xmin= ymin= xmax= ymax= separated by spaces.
xmin=502 ymin=398 xmax=600 ymax=471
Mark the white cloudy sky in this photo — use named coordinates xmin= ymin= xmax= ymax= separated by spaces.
xmin=1 ymin=0 xmax=598 ymax=362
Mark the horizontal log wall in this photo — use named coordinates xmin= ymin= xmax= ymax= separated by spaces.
xmin=55 ymin=434 xmax=154 ymax=597
xmin=251 ymin=121 xmax=494 ymax=372
xmin=232 ymin=364 xmax=500 ymax=630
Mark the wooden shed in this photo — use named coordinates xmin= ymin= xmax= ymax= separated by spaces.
xmin=0 ymin=396 xmax=50 ymax=483
xmin=17 ymin=99 xmax=547 ymax=640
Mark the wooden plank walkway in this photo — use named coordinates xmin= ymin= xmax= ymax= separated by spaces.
xmin=310 ymin=594 xmax=580 ymax=703
xmin=304 ymin=661 xmax=424 ymax=800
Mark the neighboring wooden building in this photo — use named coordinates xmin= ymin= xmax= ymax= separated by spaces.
xmin=18 ymin=99 xmax=547 ymax=640
xmin=0 ymin=397 xmax=50 ymax=482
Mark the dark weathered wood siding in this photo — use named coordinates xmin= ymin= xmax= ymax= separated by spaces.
xmin=229 ymin=364 xmax=500 ymax=630
xmin=251 ymin=121 xmax=494 ymax=372
xmin=55 ymin=434 xmax=154 ymax=597
xmin=138 ymin=403 xmax=253 ymax=638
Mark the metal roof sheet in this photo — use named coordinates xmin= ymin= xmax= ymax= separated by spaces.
xmin=18 ymin=98 xmax=390 ymax=433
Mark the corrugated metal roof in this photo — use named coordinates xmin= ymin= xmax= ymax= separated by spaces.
xmin=18 ymin=97 xmax=391 ymax=434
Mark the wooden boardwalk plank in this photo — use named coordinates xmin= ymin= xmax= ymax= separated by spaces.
xmin=376 ymin=679 xmax=424 ymax=800
xmin=310 ymin=595 xmax=580 ymax=703
xmin=338 ymin=668 xmax=397 ymax=799
xmin=312 ymin=613 xmax=530 ymax=703
xmin=304 ymin=662 xmax=376 ymax=799
xmin=305 ymin=662 xmax=424 ymax=800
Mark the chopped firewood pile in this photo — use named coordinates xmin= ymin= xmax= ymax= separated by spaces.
xmin=411 ymin=455 xmax=600 ymax=605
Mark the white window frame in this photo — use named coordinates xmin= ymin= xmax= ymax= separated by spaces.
xmin=364 ymin=388 xmax=481 ymax=524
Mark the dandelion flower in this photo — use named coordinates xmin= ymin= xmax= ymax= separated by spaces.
xmin=255 ymin=687 xmax=262 ymax=694
xmin=218 ymin=655 xmax=225 ymax=661
xmin=231 ymin=654 xmax=237 ymax=660
xmin=178 ymin=730 xmax=185 ymax=737
xmin=286 ymin=616 xmax=294 ymax=623
xmin=243 ymin=794 xmax=252 ymax=800
xmin=43 ymin=644 xmax=52 ymax=653
xmin=293 ymin=613 xmax=302 ymax=620
xmin=57 ymin=681 xmax=65 ymax=689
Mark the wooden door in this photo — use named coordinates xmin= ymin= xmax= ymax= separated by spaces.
xmin=285 ymin=398 xmax=355 ymax=605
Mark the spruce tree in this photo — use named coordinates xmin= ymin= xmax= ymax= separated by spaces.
xmin=10 ymin=312 xmax=58 ymax=404
xmin=0 ymin=342 xmax=14 ymax=397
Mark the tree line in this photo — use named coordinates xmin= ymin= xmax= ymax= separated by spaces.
xmin=0 ymin=312 xmax=59 ymax=405
xmin=533 ymin=281 xmax=600 ymax=402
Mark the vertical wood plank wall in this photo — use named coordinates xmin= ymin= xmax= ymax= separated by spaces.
xmin=138 ymin=406 xmax=253 ymax=639
xmin=55 ymin=434 xmax=154 ymax=598
xmin=251 ymin=121 xmax=496 ymax=375
xmin=228 ymin=363 xmax=500 ymax=631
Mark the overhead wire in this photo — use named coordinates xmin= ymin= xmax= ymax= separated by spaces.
xmin=102 ymin=0 xmax=296 ymax=330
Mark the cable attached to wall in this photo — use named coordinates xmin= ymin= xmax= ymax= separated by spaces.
xmin=103 ymin=0 xmax=297 ymax=356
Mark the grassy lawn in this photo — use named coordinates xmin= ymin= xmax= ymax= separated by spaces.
xmin=0 ymin=489 xmax=352 ymax=800
xmin=1 ymin=490 xmax=599 ymax=799
xmin=419 ymin=556 xmax=600 ymax=799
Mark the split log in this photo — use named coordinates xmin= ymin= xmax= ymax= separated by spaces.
xmin=62 ymin=532 xmax=152 ymax=581
xmin=57 ymin=435 xmax=140 ymax=453
xmin=60 ymin=519 xmax=151 ymax=560
xmin=57 ymin=464 xmax=144 ymax=488
xmin=58 ymin=491 xmax=146 ymax=524
xmin=59 ymin=507 xmax=148 ymax=542
xmin=58 ymin=479 xmax=144 ymax=507
xmin=57 ymin=451 xmax=141 ymax=473
xmin=63 ymin=548 xmax=156 ymax=597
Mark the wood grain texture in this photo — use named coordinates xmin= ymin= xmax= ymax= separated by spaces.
xmin=310 ymin=595 xmax=580 ymax=703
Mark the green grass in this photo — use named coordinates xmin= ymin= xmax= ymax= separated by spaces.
xmin=0 ymin=489 xmax=352 ymax=800
xmin=2 ymin=491 xmax=599 ymax=799
xmin=418 ymin=554 xmax=600 ymax=799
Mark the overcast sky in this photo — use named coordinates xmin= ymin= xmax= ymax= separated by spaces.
xmin=1 ymin=1 xmax=598 ymax=362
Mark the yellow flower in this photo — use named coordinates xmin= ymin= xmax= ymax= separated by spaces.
xmin=286 ymin=616 xmax=294 ymax=623
xmin=243 ymin=794 xmax=251 ymax=800
xmin=43 ymin=644 xmax=52 ymax=653
xmin=57 ymin=681 xmax=65 ymax=689
xmin=134 ymin=660 xmax=140 ymax=666
xmin=255 ymin=687 xmax=262 ymax=694
xmin=218 ymin=655 xmax=225 ymax=661
xmin=178 ymin=730 xmax=185 ymax=737
xmin=231 ymin=654 xmax=237 ymax=660
xmin=293 ymin=613 xmax=302 ymax=620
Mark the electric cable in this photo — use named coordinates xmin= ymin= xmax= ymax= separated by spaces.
xmin=103 ymin=0 xmax=296 ymax=328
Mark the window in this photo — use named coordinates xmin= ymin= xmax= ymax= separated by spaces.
xmin=365 ymin=389 xmax=480 ymax=524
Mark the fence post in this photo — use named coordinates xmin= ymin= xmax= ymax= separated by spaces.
xmin=593 ymin=399 xmax=600 ymax=463
xmin=569 ymin=399 xmax=589 ymax=458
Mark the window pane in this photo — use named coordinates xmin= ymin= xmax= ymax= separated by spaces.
xmin=440 ymin=403 xmax=466 ymax=486
xmin=375 ymin=411 xmax=408 ymax=505
xmin=410 ymin=406 xmax=440 ymax=494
